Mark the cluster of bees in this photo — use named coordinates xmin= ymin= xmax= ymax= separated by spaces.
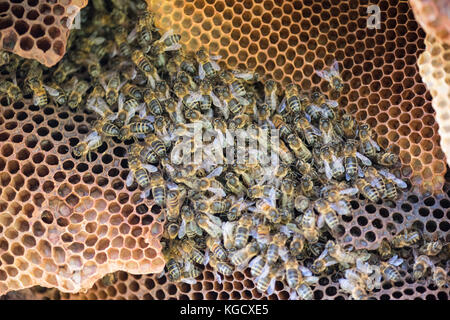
xmin=0 ymin=0 xmax=447 ymax=299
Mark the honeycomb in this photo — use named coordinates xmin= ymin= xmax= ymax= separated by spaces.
xmin=0 ymin=98 xmax=165 ymax=294
xmin=409 ymin=0 xmax=450 ymax=43
xmin=149 ymin=0 xmax=447 ymax=194
xmin=0 ymin=0 xmax=449 ymax=301
xmin=418 ymin=36 xmax=450 ymax=167
xmin=0 ymin=0 xmax=87 ymax=67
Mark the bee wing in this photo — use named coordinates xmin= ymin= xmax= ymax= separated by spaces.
xmin=210 ymin=91 xmax=222 ymax=108
xmin=142 ymin=164 xmax=158 ymax=173
xmin=127 ymin=26 xmax=138 ymax=43
xmin=207 ymin=166 xmax=223 ymax=178
xmin=339 ymin=187 xmax=359 ymax=196
xmin=323 ymin=161 xmax=333 ymax=180
xmin=160 ymin=29 xmax=174 ymax=42
xmin=329 ymin=202 xmax=347 ymax=216
xmin=331 ymin=59 xmax=340 ymax=76
xmin=369 ymin=138 xmax=381 ymax=151
xmin=211 ymin=61 xmax=221 ymax=71
xmin=178 ymin=220 xmax=186 ymax=239
xmin=234 ymin=72 xmax=255 ymax=81
xmin=267 ymin=277 xmax=276 ymax=296
xmin=43 ymin=85 xmax=59 ymax=96
xmin=317 ymin=214 xmax=325 ymax=229
xmin=277 ymin=97 xmax=287 ymax=113
xmin=208 ymin=187 xmax=226 ymax=198
xmin=304 ymin=276 xmax=319 ymax=285
xmin=317 ymin=248 xmax=329 ymax=260
xmin=388 ymin=254 xmax=404 ymax=266
xmin=181 ymin=278 xmax=197 ymax=285
xmin=187 ymin=92 xmax=202 ymax=104
xmin=378 ymin=170 xmax=407 ymax=189
xmin=338 ymin=279 xmax=354 ymax=293
xmin=198 ymin=64 xmax=206 ymax=80
xmin=356 ymin=152 xmax=372 ymax=165
xmin=237 ymin=96 xmax=250 ymax=106
xmin=210 ymin=55 xmax=222 ymax=61
xmin=289 ymin=290 xmax=299 ymax=300
xmin=165 ymin=43 xmax=182 ymax=52
xmin=325 ymin=99 xmax=339 ymax=109
xmin=214 ymin=272 xmax=222 ymax=284
xmin=315 ymin=69 xmax=332 ymax=81
xmin=249 ymin=256 xmax=263 ymax=269
xmin=126 ymin=170 xmax=134 ymax=187
xmin=299 ymin=266 xmax=313 ymax=277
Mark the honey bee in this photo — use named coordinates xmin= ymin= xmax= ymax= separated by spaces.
xmin=256 ymin=264 xmax=281 ymax=295
xmin=44 ymin=83 xmax=67 ymax=106
xmin=338 ymin=278 xmax=368 ymax=300
xmin=358 ymin=124 xmax=380 ymax=158
xmin=377 ymin=169 xmax=407 ymax=194
xmin=128 ymin=142 xmax=158 ymax=165
xmin=325 ymin=241 xmax=369 ymax=268
xmin=289 ymin=267 xmax=319 ymax=300
xmin=0 ymin=78 xmax=22 ymax=103
xmin=266 ymin=233 xmax=288 ymax=265
xmin=375 ymin=151 xmax=400 ymax=167
xmin=197 ymin=213 xmax=223 ymax=238
xmin=234 ymin=215 xmax=253 ymax=249
xmin=299 ymin=208 xmax=319 ymax=244
xmin=100 ymin=72 xmax=126 ymax=106
xmin=206 ymin=236 xmax=227 ymax=261
xmin=197 ymin=47 xmax=222 ymax=79
xmin=118 ymin=118 xmax=154 ymax=141
xmin=53 ymin=60 xmax=78 ymax=84
xmin=178 ymin=239 xmax=208 ymax=265
xmin=413 ymin=255 xmax=433 ymax=280
xmin=66 ymin=77 xmax=90 ymax=110
xmin=316 ymin=59 xmax=344 ymax=92
xmin=225 ymin=172 xmax=246 ymax=196
xmin=380 ymin=255 xmax=403 ymax=282
xmin=343 ymin=141 xmax=372 ymax=181
xmin=285 ymin=133 xmax=312 ymax=162
xmin=320 ymin=145 xmax=344 ymax=180
xmin=420 ymin=239 xmax=444 ymax=256
xmin=149 ymin=29 xmax=182 ymax=62
xmin=101 ymin=273 xmax=118 ymax=287
xmin=173 ymin=82 xmax=202 ymax=111
xmin=249 ymin=255 xmax=267 ymax=278
xmin=284 ymin=257 xmax=301 ymax=289
xmin=25 ymin=64 xmax=48 ymax=107
xmin=178 ymin=205 xmax=203 ymax=239
xmin=315 ymin=199 xmax=340 ymax=233
xmin=73 ymin=131 xmax=103 ymax=162
xmin=143 ymin=89 xmax=164 ymax=116
xmin=299 ymin=175 xmax=317 ymax=199
xmin=125 ymin=152 xmax=158 ymax=189
xmin=114 ymin=94 xmax=143 ymax=128
xmin=391 ymin=229 xmax=421 ymax=248
xmin=221 ymin=69 xmax=255 ymax=100
xmin=432 ymin=266 xmax=447 ymax=288
xmin=319 ymin=118 xmax=341 ymax=146
xmin=363 ymin=167 xmax=386 ymax=197
xmin=144 ymin=134 xmax=167 ymax=159
xmin=131 ymin=50 xmax=160 ymax=88
xmin=121 ymin=82 xmax=142 ymax=101
xmin=196 ymin=197 xmax=229 ymax=214
xmin=149 ymin=172 xmax=165 ymax=207
xmin=0 ymin=50 xmax=10 ymax=67
xmin=356 ymin=178 xmax=380 ymax=202
xmin=230 ymin=242 xmax=260 ymax=268
xmin=130 ymin=11 xmax=155 ymax=47
xmin=164 ymin=222 xmax=180 ymax=239
xmin=209 ymin=257 xmax=234 ymax=283
xmin=181 ymin=265 xmax=202 ymax=284
xmin=222 ymin=221 xmax=237 ymax=250
xmin=272 ymin=114 xmax=294 ymax=140
xmin=378 ymin=238 xmax=393 ymax=260
xmin=311 ymin=248 xmax=337 ymax=274
xmin=165 ymin=255 xmax=182 ymax=282
xmin=289 ymin=233 xmax=306 ymax=256
xmin=264 ymin=79 xmax=280 ymax=112
xmin=279 ymin=83 xmax=301 ymax=114
xmin=253 ymin=198 xmax=281 ymax=224
xmin=295 ymin=116 xmax=321 ymax=145
xmin=323 ymin=190 xmax=350 ymax=218
xmin=114 ymin=26 xmax=132 ymax=57
xmin=340 ymin=114 xmax=357 ymax=139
